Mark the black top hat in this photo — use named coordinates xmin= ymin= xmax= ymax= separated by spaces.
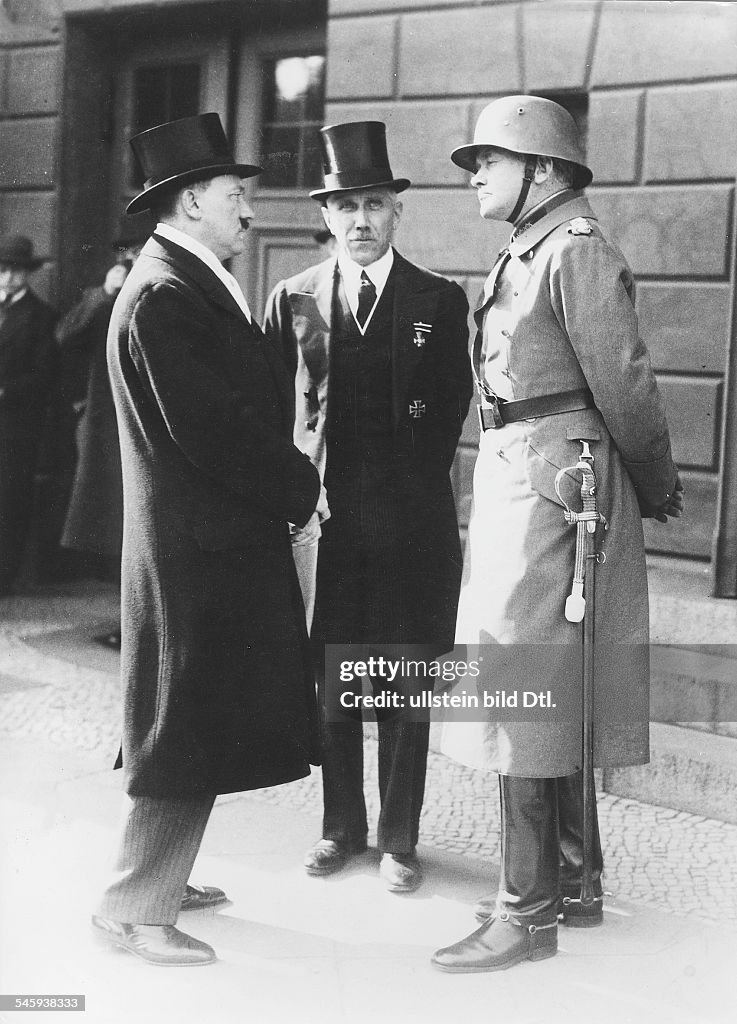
xmin=309 ymin=121 xmax=410 ymax=201
xmin=112 ymin=211 xmax=154 ymax=249
xmin=126 ymin=113 xmax=262 ymax=215
xmin=0 ymin=234 xmax=46 ymax=270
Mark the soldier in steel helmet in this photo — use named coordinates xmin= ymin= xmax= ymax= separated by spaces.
xmin=431 ymin=96 xmax=683 ymax=973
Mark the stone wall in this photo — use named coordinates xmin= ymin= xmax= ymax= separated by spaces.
xmin=325 ymin=0 xmax=737 ymax=565
xmin=0 ymin=2 xmax=62 ymax=302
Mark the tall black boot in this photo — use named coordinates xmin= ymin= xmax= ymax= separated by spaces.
xmin=557 ymin=769 xmax=604 ymax=927
xmin=432 ymin=776 xmax=558 ymax=973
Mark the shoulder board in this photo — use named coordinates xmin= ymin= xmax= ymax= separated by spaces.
xmin=567 ymin=217 xmax=594 ymax=236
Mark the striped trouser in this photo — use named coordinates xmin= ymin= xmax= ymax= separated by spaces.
xmin=96 ymin=792 xmax=216 ymax=925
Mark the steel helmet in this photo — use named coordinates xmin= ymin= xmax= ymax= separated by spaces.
xmin=451 ymin=95 xmax=592 ymax=188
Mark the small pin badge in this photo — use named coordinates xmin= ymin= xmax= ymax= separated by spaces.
xmin=413 ymin=321 xmax=431 ymax=347
xmin=568 ymin=217 xmax=593 ymax=236
xmin=409 ymin=400 xmax=426 ymax=419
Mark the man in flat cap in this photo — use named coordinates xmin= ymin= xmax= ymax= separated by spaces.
xmin=0 ymin=235 xmax=56 ymax=595
xmin=432 ymin=96 xmax=682 ymax=974
xmin=93 ymin=113 xmax=322 ymax=966
xmin=264 ymin=121 xmax=472 ymax=893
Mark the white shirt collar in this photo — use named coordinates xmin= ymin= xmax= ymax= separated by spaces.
xmin=155 ymin=222 xmax=252 ymax=323
xmin=337 ymin=247 xmax=394 ymax=333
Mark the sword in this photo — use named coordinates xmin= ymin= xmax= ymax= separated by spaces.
xmin=554 ymin=441 xmax=607 ymax=907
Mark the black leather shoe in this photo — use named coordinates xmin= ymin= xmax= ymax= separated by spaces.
xmin=379 ymin=852 xmax=423 ymax=893
xmin=303 ymin=838 xmax=367 ymax=876
xmin=473 ymin=891 xmax=604 ymax=927
xmin=431 ymin=913 xmax=557 ymax=973
xmin=180 ymin=883 xmax=229 ymax=912
xmin=91 ymin=916 xmax=216 ymax=966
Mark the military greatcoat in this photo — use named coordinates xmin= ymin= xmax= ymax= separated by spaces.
xmin=441 ymin=193 xmax=678 ymax=777
xmin=107 ymin=234 xmax=321 ymax=797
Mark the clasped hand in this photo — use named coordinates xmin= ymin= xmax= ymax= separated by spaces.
xmin=290 ymin=483 xmax=330 ymax=545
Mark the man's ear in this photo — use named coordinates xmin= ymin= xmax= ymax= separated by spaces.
xmin=393 ymin=199 xmax=403 ymax=227
xmin=534 ymin=157 xmax=554 ymax=185
xmin=180 ymin=187 xmax=202 ymax=219
xmin=320 ymin=205 xmax=332 ymax=232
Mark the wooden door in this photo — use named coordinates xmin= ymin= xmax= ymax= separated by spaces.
xmin=230 ymin=22 xmax=328 ymax=317
xmin=109 ymin=26 xmax=232 ymax=238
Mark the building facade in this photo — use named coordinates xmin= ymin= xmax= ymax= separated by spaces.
xmin=2 ymin=0 xmax=736 ymax=814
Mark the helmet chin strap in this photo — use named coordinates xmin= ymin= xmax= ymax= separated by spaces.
xmin=507 ymin=156 xmax=537 ymax=224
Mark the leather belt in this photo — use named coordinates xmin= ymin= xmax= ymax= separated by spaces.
xmin=477 ymin=388 xmax=595 ymax=431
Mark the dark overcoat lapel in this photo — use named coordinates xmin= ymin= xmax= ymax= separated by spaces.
xmin=279 ymin=249 xmax=454 ymax=435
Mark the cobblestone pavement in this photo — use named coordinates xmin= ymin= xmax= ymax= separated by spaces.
xmin=1 ymin=582 xmax=735 ymax=926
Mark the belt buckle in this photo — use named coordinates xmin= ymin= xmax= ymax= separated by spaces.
xmin=478 ymin=396 xmax=504 ymax=431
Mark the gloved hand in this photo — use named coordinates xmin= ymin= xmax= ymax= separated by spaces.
xmin=650 ymin=474 xmax=684 ymax=524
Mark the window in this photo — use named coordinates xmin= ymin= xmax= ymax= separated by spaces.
xmin=129 ymin=63 xmax=202 ymax=186
xmin=260 ymin=54 xmax=326 ymax=188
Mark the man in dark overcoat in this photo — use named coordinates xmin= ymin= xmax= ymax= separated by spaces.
xmin=432 ymin=96 xmax=683 ymax=974
xmin=0 ymin=235 xmax=56 ymax=595
xmin=58 ymin=215 xmax=152 ymax=648
xmin=264 ymin=122 xmax=472 ymax=892
xmin=92 ymin=114 xmax=321 ymax=967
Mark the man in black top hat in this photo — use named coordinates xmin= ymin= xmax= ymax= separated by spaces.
xmin=264 ymin=121 xmax=472 ymax=892
xmin=0 ymin=235 xmax=56 ymax=595
xmin=93 ymin=113 xmax=322 ymax=966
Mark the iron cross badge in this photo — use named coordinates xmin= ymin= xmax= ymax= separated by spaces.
xmin=413 ymin=321 xmax=431 ymax=347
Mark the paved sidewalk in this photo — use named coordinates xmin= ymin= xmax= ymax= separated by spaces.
xmin=0 ymin=582 xmax=735 ymax=1023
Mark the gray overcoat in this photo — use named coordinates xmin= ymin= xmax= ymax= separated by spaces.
xmin=441 ymin=194 xmax=679 ymax=777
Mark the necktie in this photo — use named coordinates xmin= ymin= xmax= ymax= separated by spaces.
xmin=356 ymin=270 xmax=377 ymax=328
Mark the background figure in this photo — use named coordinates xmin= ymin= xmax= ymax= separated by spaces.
xmin=0 ymin=235 xmax=57 ymax=596
xmin=433 ymin=96 xmax=683 ymax=975
xmin=94 ymin=113 xmax=321 ymax=968
xmin=265 ymin=121 xmax=472 ymax=893
xmin=57 ymin=214 xmax=152 ymax=647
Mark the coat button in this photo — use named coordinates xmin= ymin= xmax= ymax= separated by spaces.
xmin=501 ymin=329 xmax=510 ymax=337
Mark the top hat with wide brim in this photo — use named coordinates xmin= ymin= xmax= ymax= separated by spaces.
xmin=112 ymin=211 xmax=155 ymax=249
xmin=0 ymin=234 xmax=46 ymax=270
xmin=127 ymin=113 xmax=262 ymax=215
xmin=309 ymin=121 xmax=410 ymax=201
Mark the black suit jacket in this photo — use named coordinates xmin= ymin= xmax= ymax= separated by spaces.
xmin=263 ymin=249 xmax=472 ymax=648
